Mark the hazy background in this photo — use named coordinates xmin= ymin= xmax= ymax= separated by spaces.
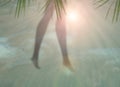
xmin=0 ymin=0 xmax=120 ymax=87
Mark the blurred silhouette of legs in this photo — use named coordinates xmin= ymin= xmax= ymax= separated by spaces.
xmin=31 ymin=2 xmax=54 ymax=69
xmin=32 ymin=1 xmax=73 ymax=70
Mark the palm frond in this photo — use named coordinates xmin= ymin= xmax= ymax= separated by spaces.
xmin=41 ymin=0 xmax=67 ymax=19
xmin=54 ymin=0 xmax=67 ymax=19
xmin=1 ymin=0 xmax=120 ymax=22
xmin=95 ymin=0 xmax=120 ymax=22
xmin=15 ymin=0 xmax=31 ymax=17
xmin=15 ymin=0 xmax=66 ymax=19
xmin=94 ymin=0 xmax=109 ymax=8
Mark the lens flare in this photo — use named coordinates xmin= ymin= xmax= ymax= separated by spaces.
xmin=66 ymin=10 xmax=79 ymax=22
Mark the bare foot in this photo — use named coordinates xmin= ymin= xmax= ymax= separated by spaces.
xmin=63 ymin=61 xmax=74 ymax=72
xmin=31 ymin=57 xmax=40 ymax=69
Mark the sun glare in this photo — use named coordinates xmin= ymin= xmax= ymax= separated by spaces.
xmin=66 ymin=11 xmax=78 ymax=21
xmin=66 ymin=10 xmax=79 ymax=22
xmin=65 ymin=3 xmax=87 ymax=32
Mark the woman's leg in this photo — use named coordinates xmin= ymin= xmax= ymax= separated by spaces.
xmin=55 ymin=16 xmax=73 ymax=70
xmin=31 ymin=2 xmax=54 ymax=69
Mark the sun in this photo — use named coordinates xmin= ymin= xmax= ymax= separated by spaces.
xmin=66 ymin=10 xmax=79 ymax=22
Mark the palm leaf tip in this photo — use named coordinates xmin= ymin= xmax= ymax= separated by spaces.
xmin=39 ymin=0 xmax=67 ymax=19
xmin=15 ymin=0 xmax=31 ymax=17
xmin=95 ymin=0 xmax=120 ymax=22
xmin=54 ymin=0 xmax=66 ymax=19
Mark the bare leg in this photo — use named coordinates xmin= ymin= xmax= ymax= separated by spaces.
xmin=55 ymin=16 xmax=73 ymax=71
xmin=31 ymin=2 xmax=54 ymax=69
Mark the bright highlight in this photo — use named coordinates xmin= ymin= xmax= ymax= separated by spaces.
xmin=66 ymin=10 xmax=79 ymax=22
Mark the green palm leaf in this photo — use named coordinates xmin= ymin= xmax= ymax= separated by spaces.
xmin=15 ymin=0 xmax=31 ymax=17
xmin=95 ymin=0 xmax=120 ymax=22
xmin=54 ymin=0 xmax=67 ymax=19
xmin=15 ymin=0 xmax=66 ymax=19
xmin=40 ymin=0 xmax=67 ymax=19
xmin=0 ymin=0 xmax=120 ymax=21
